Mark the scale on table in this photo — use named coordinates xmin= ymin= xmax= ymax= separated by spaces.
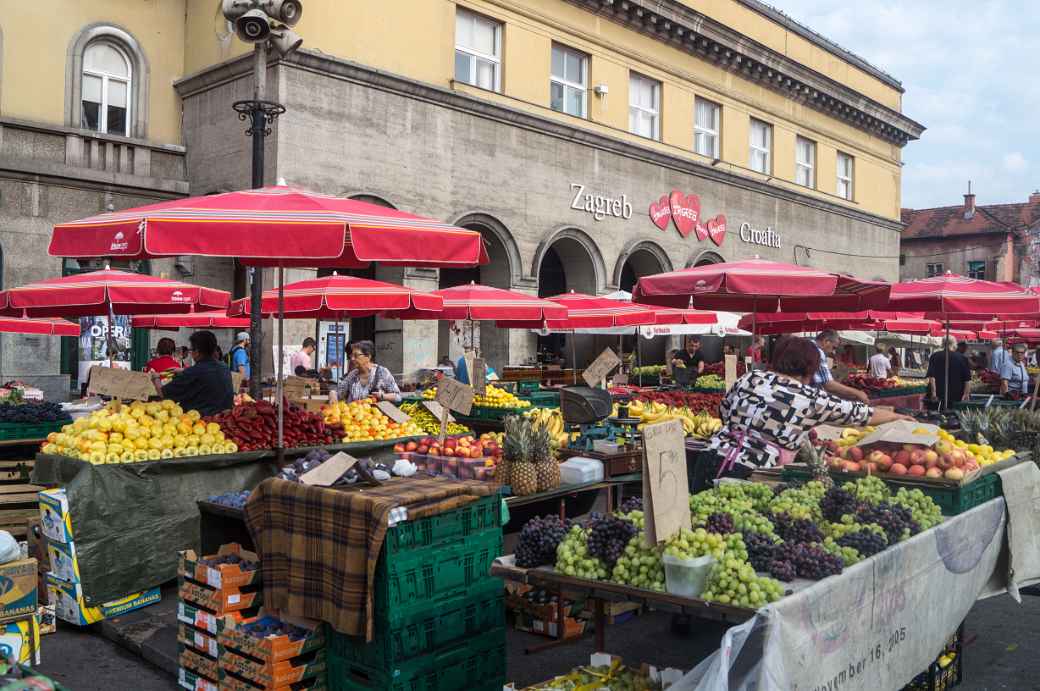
xmin=560 ymin=386 xmax=641 ymax=453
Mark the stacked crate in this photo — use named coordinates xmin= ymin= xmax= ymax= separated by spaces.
xmin=219 ymin=615 xmax=326 ymax=691
xmin=177 ymin=544 xmax=261 ymax=691
xmin=326 ymin=494 xmax=505 ymax=691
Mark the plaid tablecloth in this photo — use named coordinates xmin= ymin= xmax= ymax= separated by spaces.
xmin=243 ymin=475 xmax=495 ymax=640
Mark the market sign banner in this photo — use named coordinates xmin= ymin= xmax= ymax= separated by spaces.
xmin=675 ymin=462 xmax=1040 ymax=691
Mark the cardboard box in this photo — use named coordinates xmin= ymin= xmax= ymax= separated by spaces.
xmin=0 ymin=558 xmax=38 ymax=622
xmin=219 ymin=613 xmax=324 ymax=663
xmin=36 ymin=606 xmax=55 ymax=636
xmin=220 ymin=648 xmax=326 ymax=688
xmin=178 ymin=545 xmax=260 ymax=589
xmin=178 ymin=579 xmax=260 ymax=616
xmin=177 ymin=666 xmax=218 ymax=691
xmin=220 ymin=671 xmax=328 ymax=691
xmin=178 ymin=623 xmax=220 ymax=659
xmin=47 ymin=573 xmax=160 ymax=625
xmin=46 ymin=540 xmax=80 ymax=583
xmin=38 ymin=489 xmax=73 ymax=544
xmin=0 ymin=615 xmax=40 ymax=665
xmin=177 ymin=601 xmax=257 ymax=636
xmin=178 ymin=646 xmax=220 ymax=683
xmin=514 ymin=612 xmax=586 ymax=640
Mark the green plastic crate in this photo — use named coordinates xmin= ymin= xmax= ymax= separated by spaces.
xmin=0 ymin=420 xmax=67 ymax=440
xmin=328 ymin=627 xmax=506 ymax=691
xmin=383 ymin=495 xmax=502 ymax=557
xmin=521 ymin=391 xmax=560 ymax=408
xmin=516 ymin=380 xmax=541 ymax=394
xmin=461 ymin=406 xmax=530 ymax=422
xmin=327 ymin=578 xmax=503 ymax=670
xmin=375 ymin=529 xmax=501 ymax=612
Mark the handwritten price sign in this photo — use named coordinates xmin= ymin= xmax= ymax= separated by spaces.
xmin=376 ymin=401 xmax=411 ymax=424
xmin=582 ymin=347 xmax=621 ymax=387
xmin=642 ymin=418 xmax=690 ymax=543
xmin=436 ymin=377 xmax=474 ymax=416
xmin=470 ymin=357 xmax=487 ymax=395
xmin=87 ymin=366 xmax=155 ymax=401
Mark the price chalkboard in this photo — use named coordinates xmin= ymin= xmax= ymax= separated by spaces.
xmin=641 ymin=418 xmax=690 ymax=544
xmin=376 ymin=401 xmax=411 ymax=424
xmin=436 ymin=377 xmax=474 ymax=416
xmin=582 ymin=347 xmax=621 ymax=387
xmin=470 ymin=357 xmax=487 ymax=394
xmin=87 ymin=366 xmax=155 ymax=401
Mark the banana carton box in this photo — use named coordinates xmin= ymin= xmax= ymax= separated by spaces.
xmin=38 ymin=489 xmax=73 ymax=545
xmin=0 ymin=558 xmax=38 ymax=622
xmin=0 ymin=616 xmax=40 ymax=665
xmin=46 ymin=540 xmax=80 ymax=583
xmin=46 ymin=573 xmax=160 ymax=626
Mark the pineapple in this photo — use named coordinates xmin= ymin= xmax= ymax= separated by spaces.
xmin=505 ymin=416 xmax=538 ymax=496
xmin=533 ymin=425 xmax=560 ymax=492
xmin=800 ymin=439 xmax=833 ymax=489
xmin=501 ymin=415 xmax=525 ymax=487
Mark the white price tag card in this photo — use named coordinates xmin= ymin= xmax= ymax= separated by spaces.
xmin=376 ymin=401 xmax=411 ymax=424
xmin=641 ymin=419 xmax=690 ymax=544
xmin=436 ymin=377 xmax=474 ymax=415
xmin=724 ymin=354 xmax=737 ymax=391
xmin=299 ymin=452 xmax=358 ymax=487
xmin=582 ymin=348 xmax=622 ymax=387
xmin=86 ymin=366 xmax=155 ymax=401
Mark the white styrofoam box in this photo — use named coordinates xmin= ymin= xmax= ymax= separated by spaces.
xmin=559 ymin=457 xmax=604 ymax=485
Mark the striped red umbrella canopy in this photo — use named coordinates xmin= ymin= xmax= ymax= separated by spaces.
xmin=647 ymin=307 xmax=718 ymax=325
xmin=887 ymin=273 xmax=1040 ymax=319
xmin=497 ymin=291 xmax=657 ymax=329
xmin=736 ymin=310 xmax=927 ymax=334
xmin=131 ymin=311 xmax=250 ymax=330
xmin=931 ymin=326 xmax=994 ymax=341
xmin=0 ymin=269 xmax=229 ymax=318
xmin=633 ymin=259 xmax=890 ymax=311
xmin=391 ymin=283 xmax=568 ymax=321
xmin=0 ymin=317 xmax=79 ymax=336
xmin=48 ymin=186 xmax=489 ymax=269
xmin=227 ymin=274 xmax=442 ymax=319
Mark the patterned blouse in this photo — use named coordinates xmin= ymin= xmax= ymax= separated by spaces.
xmin=336 ymin=365 xmax=401 ymax=402
xmin=708 ymin=370 xmax=871 ymax=469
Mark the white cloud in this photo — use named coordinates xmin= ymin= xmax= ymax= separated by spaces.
xmin=771 ymin=1 xmax=1040 ymax=208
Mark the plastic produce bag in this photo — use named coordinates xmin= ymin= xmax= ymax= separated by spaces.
xmin=670 ymin=610 xmax=772 ymax=691
xmin=0 ymin=533 xmax=20 ymax=565
xmin=662 ymin=554 xmax=714 ymax=598
xmin=392 ymin=459 xmax=417 ymax=477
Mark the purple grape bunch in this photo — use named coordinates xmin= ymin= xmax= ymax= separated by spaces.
xmin=771 ymin=513 xmax=824 ymax=545
xmin=585 ymin=513 xmax=637 ymax=568
xmin=772 ymin=542 xmax=843 ymax=580
xmin=619 ymin=496 xmax=644 ymax=514
xmin=820 ymin=486 xmax=860 ymax=522
xmin=854 ymin=502 xmax=920 ymax=544
xmin=744 ymin=531 xmax=779 ymax=571
xmin=768 ymin=558 xmax=797 ymax=582
xmin=836 ymin=530 xmax=887 ymax=559
xmin=516 ymin=515 xmax=574 ymax=568
xmin=705 ymin=512 xmax=736 ymax=535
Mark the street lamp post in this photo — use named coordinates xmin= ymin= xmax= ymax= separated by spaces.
xmin=222 ymin=0 xmax=303 ymax=399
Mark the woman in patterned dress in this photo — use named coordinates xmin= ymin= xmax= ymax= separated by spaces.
xmin=688 ymin=336 xmax=911 ymax=492
xmin=336 ymin=340 xmax=402 ymax=404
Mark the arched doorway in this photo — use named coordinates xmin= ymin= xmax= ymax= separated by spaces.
xmin=535 ymin=230 xmax=603 ymax=366
xmin=615 ymin=243 xmax=672 ymax=368
xmin=438 ymin=214 xmax=519 ymax=370
xmin=690 ymin=249 xmax=725 ymax=267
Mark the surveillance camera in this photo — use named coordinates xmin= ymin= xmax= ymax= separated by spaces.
xmin=269 ymin=26 xmax=303 ymax=56
xmin=235 ymin=9 xmax=271 ymax=43
xmin=259 ymin=0 xmax=303 ymax=26
xmin=222 ymin=0 xmax=254 ymax=21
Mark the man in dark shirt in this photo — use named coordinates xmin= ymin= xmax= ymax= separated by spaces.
xmin=926 ymin=337 xmax=972 ymax=407
xmin=150 ymin=330 xmax=234 ymax=417
xmin=671 ymin=337 xmax=706 ymax=375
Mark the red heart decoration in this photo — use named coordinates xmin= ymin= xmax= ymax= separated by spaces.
xmin=648 ymin=195 xmax=672 ymax=231
xmin=707 ymin=215 xmax=727 ymax=246
xmin=694 ymin=222 xmax=709 ymax=242
xmin=669 ymin=191 xmax=701 ymax=238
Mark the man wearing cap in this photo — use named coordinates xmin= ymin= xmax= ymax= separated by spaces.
xmin=230 ymin=331 xmax=251 ymax=380
xmin=1000 ymin=344 xmax=1031 ymax=398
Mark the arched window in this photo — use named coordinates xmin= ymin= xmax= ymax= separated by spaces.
xmin=67 ymin=24 xmax=149 ymax=139
xmin=81 ymin=42 xmax=131 ymax=135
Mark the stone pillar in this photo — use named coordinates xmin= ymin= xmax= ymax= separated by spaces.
xmin=372 ymin=266 xmax=440 ymax=380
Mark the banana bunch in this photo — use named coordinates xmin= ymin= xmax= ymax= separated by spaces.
xmin=524 ymin=407 xmax=570 ymax=448
xmin=620 ymin=401 xmax=721 ymax=438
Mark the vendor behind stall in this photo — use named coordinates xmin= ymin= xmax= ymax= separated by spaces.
xmin=149 ymin=330 xmax=234 ymax=417
xmin=337 ymin=340 xmax=401 ymax=403
xmin=144 ymin=337 xmax=182 ymax=373
xmin=671 ymin=337 xmax=705 ymax=374
xmin=1000 ymin=344 xmax=1030 ymax=398
xmin=688 ymin=336 xmax=911 ymax=492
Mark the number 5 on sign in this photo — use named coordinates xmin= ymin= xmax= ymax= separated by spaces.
xmin=641 ymin=418 xmax=690 ymax=544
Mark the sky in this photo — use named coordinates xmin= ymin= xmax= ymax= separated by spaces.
xmin=771 ymin=1 xmax=1040 ymax=210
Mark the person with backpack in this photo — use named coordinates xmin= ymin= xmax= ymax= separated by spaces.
xmin=228 ymin=332 xmax=250 ymax=380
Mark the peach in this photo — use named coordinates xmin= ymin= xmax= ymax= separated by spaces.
xmin=864 ymin=462 xmax=878 ymax=475
xmin=849 ymin=446 xmax=864 ymax=462
xmin=842 ymin=461 xmax=861 ymax=473
xmin=923 ymin=449 xmax=939 ymax=465
xmin=909 ymin=450 xmax=925 ymax=466
xmin=908 ymin=465 xmax=926 ymax=477
xmin=893 ymin=450 xmax=911 ymax=465
xmin=945 ymin=468 xmax=965 ymax=481
xmin=889 ymin=463 xmax=908 ymax=475
xmin=925 ymin=467 xmax=943 ymax=478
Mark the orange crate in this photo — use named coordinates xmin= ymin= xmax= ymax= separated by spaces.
xmin=180 ymin=544 xmax=261 ymax=589
xmin=219 ymin=614 xmax=324 ymax=663
xmin=220 ymin=649 xmax=326 ymax=688
xmin=179 ymin=578 xmax=261 ymax=615
xmin=178 ymin=602 xmax=258 ymax=635
xmin=219 ymin=669 xmax=328 ymax=691
xmin=180 ymin=646 xmax=220 ymax=681
xmin=178 ymin=623 xmax=220 ymax=659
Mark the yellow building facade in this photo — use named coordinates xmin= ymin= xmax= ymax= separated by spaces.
xmin=0 ymin=0 xmax=922 ymax=390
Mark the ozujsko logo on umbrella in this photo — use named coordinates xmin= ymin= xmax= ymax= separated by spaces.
xmin=109 ymin=231 xmax=128 ymax=252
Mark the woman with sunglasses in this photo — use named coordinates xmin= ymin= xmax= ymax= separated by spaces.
xmin=336 ymin=340 xmax=402 ymax=403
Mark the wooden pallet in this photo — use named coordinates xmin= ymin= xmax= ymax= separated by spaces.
xmin=0 ymin=459 xmax=34 ymax=484
xmin=0 ymin=481 xmax=43 ymax=540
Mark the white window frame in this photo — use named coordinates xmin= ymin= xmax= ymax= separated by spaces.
xmin=748 ymin=118 xmax=772 ymax=174
xmin=550 ymin=43 xmax=588 ymax=118
xmin=694 ymin=98 xmax=721 ymax=158
xmin=81 ymin=42 xmax=132 ymax=137
xmin=628 ymin=72 xmax=661 ymax=140
xmin=795 ymin=136 xmax=816 ymax=188
xmin=837 ymin=152 xmax=854 ymax=200
xmin=454 ymin=8 xmax=502 ymax=92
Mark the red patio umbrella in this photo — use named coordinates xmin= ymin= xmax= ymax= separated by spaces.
xmin=632 ymin=259 xmax=891 ymax=311
xmin=0 ymin=269 xmax=229 ymax=318
xmin=48 ymin=185 xmax=489 ymax=268
xmin=0 ymin=317 xmax=79 ymax=337
xmin=735 ymin=311 xmax=931 ymax=335
xmin=646 ymin=307 xmax=719 ymax=325
xmin=390 ymin=283 xmax=568 ymax=321
xmin=498 ymin=292 xmax=658 ymax=330
xmin=131 ymin=311 xmax=250 ymax=330
xmin=887 ymin=273 xmax=1040 ymax=319
xmin=227 ymin=275 xmax=443 ymax=318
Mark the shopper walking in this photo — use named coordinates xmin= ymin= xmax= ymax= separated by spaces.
xmin=868 ymin=343 xmax=893 ymax=379
xmin=228 ymin=331 xmax=251 ymax=380
xmin=926 ymin=337 xmax=972 ymax=408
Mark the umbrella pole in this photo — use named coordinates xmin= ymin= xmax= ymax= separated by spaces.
xmin=943 ymin=320 xmax=950 ymax=411
xmin=571 ymin=335 xmax=577 ymax=385
xmin=277 ymin=267 xmax=285 ymax=463
xmin=107 ymin=300 xmax=116 ymax=369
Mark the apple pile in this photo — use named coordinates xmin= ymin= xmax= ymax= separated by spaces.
xmin=393 ymin=433 xmax=502 ymax=461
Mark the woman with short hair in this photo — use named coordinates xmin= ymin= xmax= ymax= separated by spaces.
xmin=336 ymin=340 xmax=402 ymax=403
xmin=688 ymin=336 xmax=911 ymax=492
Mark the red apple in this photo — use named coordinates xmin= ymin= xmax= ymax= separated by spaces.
xmin=864 ymin=462 xmax=878 ymax=474
xmin=843 ymin=461 xmax=861 ymax=472
xmin=416 ymin=444 xmax=429 ymax=454
xmin=890 ymin=463 xmax=908 ymax=475
xmin=908 ymin=465 xmax=926 ymax=477
xmin=393 ymin=443 xmax=405 ymax=453
xmin=925 ymin=467 xmax=943 ymax=478
xmin=893 ymin=450 xmax=910 ymax=465
xmin=909 ymin=450 xmax=925 ymax=466
xmin=923 ymin=449 xmax=938 ymax=465
xmin=849 ymin=446 xmax=863 ymax=462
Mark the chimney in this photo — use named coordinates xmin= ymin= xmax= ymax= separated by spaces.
xmin=963 ymin=181 xmax=975 ymax=220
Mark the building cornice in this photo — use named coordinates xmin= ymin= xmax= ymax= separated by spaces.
xmin=565 ymin=0 xmax=923 ymax=146
xmin=175 ymin=51 xmax=904 ymax=232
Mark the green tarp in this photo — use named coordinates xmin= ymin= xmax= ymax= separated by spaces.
xmin=32 ymin=452 xmax=277 ymax=604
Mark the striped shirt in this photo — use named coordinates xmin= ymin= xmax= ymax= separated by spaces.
xmin=336 ymin=365 xmax=401 ymax=402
